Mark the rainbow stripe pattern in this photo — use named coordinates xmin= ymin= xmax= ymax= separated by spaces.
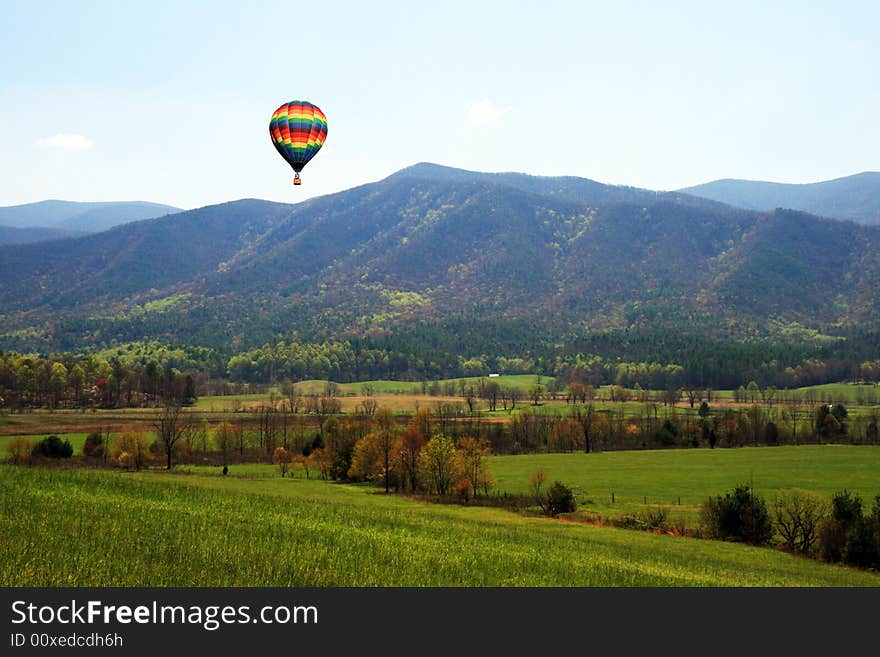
xmin=269 ymin=100 xmax=328 ymax=173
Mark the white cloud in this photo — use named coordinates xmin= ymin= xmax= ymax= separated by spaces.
xmin=467 ymin=99 xmax=511 ymax=125
xmin=36 ymin=134 xmax=95 ymax=151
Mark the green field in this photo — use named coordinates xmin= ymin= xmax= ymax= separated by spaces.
xmin=0 ymin=432 xmax=90 ymax=452
xmin=1 ymin=464 xmax=877 ymax=587
xmin=492 ymin=446 xmax=880 ymax=523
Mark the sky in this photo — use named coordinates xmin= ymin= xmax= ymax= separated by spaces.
xmin=1 ymin=0 xmax=878 ymax=209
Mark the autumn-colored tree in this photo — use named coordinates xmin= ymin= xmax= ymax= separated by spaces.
xmin=609 ymin=385 xmax=630 ymax=403
xmin=395 ymin=415 xmax=427 ymax=491
xmin=291 ymin=453 xmax=309 ymax=479
xmin=6 ymin=438 xmax=32 ymax=465
xmin=348 ymin=432 xmax=384 ymax=482
xmin=273 ymin=446 xmax=291 ymax=477
xmin=528 ymin=384 xmax=544 ymax=405
xmin=309 ymin=447 xmax=332 ymax=480
xmin=528 ymin=469 xmax=547 ymax=511
xmin=374 ymin=407 xmax=398 ymax=493
xmin=584 ymin=384 xmax=597 ymax=402
xmin=411 ymin=407 xmax=432 ymax=439
xmin=457 ymin=436 xmax=494 ymax=497
xmin=567 ymin=382 xmax=585 ymax=404
xmin=418 ymin=434 xmax=460 ymax=496
xmin=113 ymin=428 xmax=151 ymax=471
xmin=548 ymin=418 xmax=581 ymax=452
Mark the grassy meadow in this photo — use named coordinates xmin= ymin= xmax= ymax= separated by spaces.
xmin=2 ymin=463 xmax=878 ymax=587
xmin=492 ymin=445 xmax=880 ymax=523
xmin=3 ymin=376 xmax=879 ymax=588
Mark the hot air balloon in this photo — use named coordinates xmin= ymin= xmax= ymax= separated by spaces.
xmin=269 ymin=100 xmax=328 ymax=186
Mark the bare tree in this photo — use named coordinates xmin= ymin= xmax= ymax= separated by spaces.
xmin=153 ymin=400 xmax=191 ymax=470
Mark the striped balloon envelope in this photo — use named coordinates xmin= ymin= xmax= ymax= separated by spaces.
xmin=269 ymin=100 xmax=328 ymax=185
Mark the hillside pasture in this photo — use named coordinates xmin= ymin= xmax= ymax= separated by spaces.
xmin=1 ymin=465 xmax=877 ymax=587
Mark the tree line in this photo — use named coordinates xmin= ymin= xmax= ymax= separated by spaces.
xmin=0 ymin=352 xmax=196 ymax=410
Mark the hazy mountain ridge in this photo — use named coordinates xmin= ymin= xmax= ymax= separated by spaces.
xmin=679 ymin=172 xmax=880 ymax=225
xmin=0 ymin=224 xmax=86 ymax=245
xmin=0 ymin=199 xmax=183 ymax=234
xmin=1 ymin=164 xmax=878 ymax=352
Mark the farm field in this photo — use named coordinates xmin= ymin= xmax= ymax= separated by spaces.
xmin=492 ymin=445 xmax=880 ymax=523
xmin=174 ymin=445 xmax=880 ymax=526
xmin=1 ymin=464 xmax=878 ymax=587
xmin=4 ymin=378 xmax=876 ymax=440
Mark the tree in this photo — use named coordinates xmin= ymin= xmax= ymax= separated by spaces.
xmin=609 ymin=385 xmax=630 ymax=402
xmin=33 ymin=435 xmax=73 ymax=459
xmin=765 ymin=421 xmax=779 ymax=446
xmin=82 ymin=431 xmax=106 ymax=459
xmin=662 ymin=386 xmax=681 ymax=406
xmin=68 ymin=363 xmax=86 ymax=407
xmin=395 ymin=415 xmax=427 ymax=491
xmin=567 ymin=382 xmax=585 ymax=404
xmin=7 ymin=438 xmax=32 ymax=465
xmin=746 ymin=380 xmax=760 ymax=404
xmin=113 ymin=428 xmax=151 ymax=471
xmin=418 ymin=435 xmax=459 ymax=496
xmin=49 ymin=362 xmax=67 ymax=408
xmin=528 ymin=469 xmax=548 ymax=512
xmin=528 ymin=384 xmax=544 ymax=405
xmin=373 ymin=407 xmax=398 ymax=493
xmin=357 ymin=398 xmax=378 ymax=417
xmin=348 ymin=432 xmax=384 ymax=482
xmin=545 ymin=481 xmax=577 ymax=517
xmin=571 ymin=404 xmax=595 ymax=453
xmin=310 ymin=447 xmax=333 ymax=480
xmin=548 ymin=418 xmax=581 ymax=452
xmin=256 ymin=402 xmax=278 ymax=454
xmin=772 ymin=490 xmax=828 ymax=554
xmin=273 ymin=446 xmax=291 ymax=477
xmin=213 ymin=421 xmax=235 ymax=465
xmin=457 ymin=436 xmax=494 ymax=497
xmin=152 ymin=400 xmax=190 ymax=470
xmin=528 ymin=470 xmax=576 ymax=516
xmin=482 ymin=381 xmax=500 ymax=412
xmin=820 ymin=490 xmax=863 ymax=563
xmin=700 ymin=484 xmax=773 ymax=546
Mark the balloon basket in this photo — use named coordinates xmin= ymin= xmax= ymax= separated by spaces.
xmin=293 ymin=174 xmax=302 ymax=186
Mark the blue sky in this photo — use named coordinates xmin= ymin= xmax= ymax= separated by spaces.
xmin=1 ymin=0 xmax=878 ymax=209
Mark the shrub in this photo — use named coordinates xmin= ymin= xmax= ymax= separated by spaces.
xmin=32 ymin=435 xmax=73 ymax=459
xmin=819 ymin=520 xmax=849 ymax=563
xmin=700 ymin=484 xmax=773 ymax=546
xmin=6 ymin=438 xmax=33 ymax=465
xmin=819 ymin=490 xmax=864 ymax=562
xmin=638 ymin=507 xmax=670 ymax=530
xmin=831 ymin=489 xmax=862 ymax=523
xmin=765 ymin=421 xmax=779 ymax=446
xmin=82 ymin=432 xmax=105 ymax=459
xmin=655 ymin=419 xmax=679 ymax=446
xmin=842 ymin=519 xmax=880 ymax=569
xmin=545 ymin=481 xmax=577 ymax=517
xmin=528 ymin=471 xmax=576 ymax=517
xmin=111 ymin=429 xmax=151 ymax=471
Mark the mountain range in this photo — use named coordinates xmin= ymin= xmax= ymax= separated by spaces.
xmin=0 ymin=200 xmax=181 ymax=244
xmin=680 ymin=172 xmax=880 ymax=225
xmin=1 ymin=164 xmax=878 ymax=355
